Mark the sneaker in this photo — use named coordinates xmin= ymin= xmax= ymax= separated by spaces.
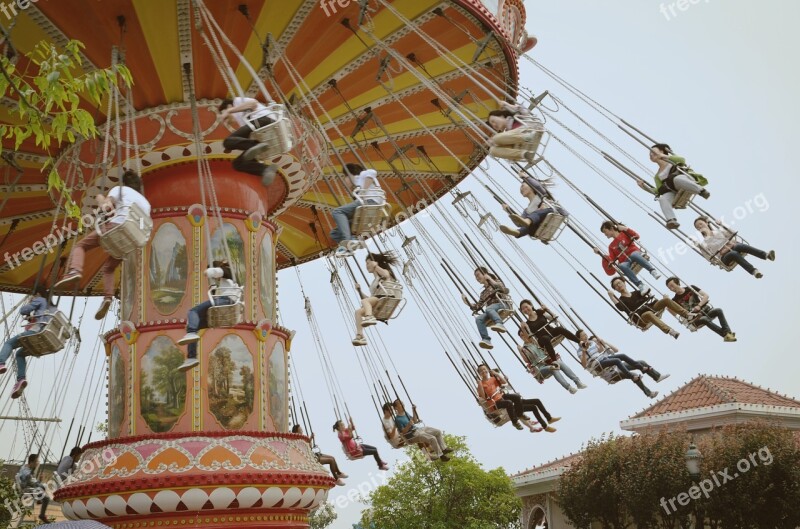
xmin=54 ymin=269 xmax=82 ymax=288
xmin=650 ymin=269 xmax=662 ymax=279
xmin=352 ymin=336 xmax=367 ymax=346
xmin=544 ymin=426 xmax=557 ymax=433
xmin=336 ymin=478 xmax=346 ymax=486
xmin=638 ymin=283 xmax=651 ymax=295
xmin=753 ymin=269 xmax=763 ymax=279
xmin=548 ymin=416 xmax=561 ymax=424
xmin=346 ymin=239 xmax=364 ymax=251
xmin=439 ymin=455 xmax=451 ymax=462
xmin=499 ymin=225 xmax=520 ymax=236
xmin=442 ymin=448 xmax=454 ymax=455
xmin=508 ymin=213 xmax=527 ymax=227
xmin=699 ymin=188 xmax=710 ymax=199
xmin=655 ymin=373 xmax=671 ymax=383
xmin=723 ymin=332 xmax=737 ymax=343
xmin=648 ymin=390 xmax=660 ymax=399
xmin=576 ymin=382 xmax=587 ymax=389
xmin=95 ymin=297 xmax=113 ymax=320
xmin=378 ymin=462 xmax=389 ymax=471
xmin=261 ymin=164 xmax=278 ymax=186
xmin=177 ymin=358 xmax=200 ymax=372
xmin=243 ymin=143 xmax=270 ymax=161
xmin=512 ymin=421 xmax=524 ymax=430
xmin=478 ymin=340 xmax=493 ymax=350
xmin=530 ymin=426 xmax=543 ymax=433
xmin=361 ymin=316 xmax=378 ymax=327
xmin=668 ymin=329 xmax=680 ymax=340
xmin=497 ymin=308 xmax=515 ymax=319
xmin=338 ymin=473 xmax=349 ymax=479
xmin=665 ymin=219 xmax=680 ymax=230
xmin=0 ymin=363 xmax=6 ymax=375
xmin=488 ymin=323 xmax=507 ymax=333
xmin=334 ymin=246 xmax=353 ymax=258
xmin=568 ymin=387 xmax=577 ymax=394
xmin=10 ymin=379 xmax=27 ymax=399
xmin=178 ymin=333 xmax=201 ymax=345
xmin=767 ymin=250 xmax=776 ymax=261
xmin=38 ymin=515 xmax=50 ymax=524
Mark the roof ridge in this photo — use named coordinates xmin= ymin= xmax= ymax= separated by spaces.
xmin=707 ymin=375 xmax=800 ymax=405
xmin=702 ymin=375 xmax=736 ymax=403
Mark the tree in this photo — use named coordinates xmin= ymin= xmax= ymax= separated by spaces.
xmin=0 ymin=460 xmax=27 ymax=526
xmin=240 ymin=364 xmax=254 ymax=411
xmin=308 ymin=501 xmax=337 ymax=529
xmin=151 ymin=347 xmax=186 ymax=409
xmin=209 ymin=347 xmax=235 ymax=396
xmin=0 ymin=39 xmax=132 ymax=220
xmin=361 ymin=435 xmax=521 ymax=529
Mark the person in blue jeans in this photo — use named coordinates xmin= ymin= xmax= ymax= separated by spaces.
xmin=462 ymin=267 xmax=510 ymax=349
xmin=177 ymin=261 xmax=241 ymax=372
xmin=517 ymin=329 xmax=586 ymax=394
xmin=694 ymin=217 xmax=775 ymax=278
xmin=595 ymin=222 xmax=661 ymax=295
xmin=330 ymin=163 xmax=384 ymax=258
xmin=0 ymin=288 xmax=56 ymax=399
xmin=500 ymin=175 xmax=569 ymax=240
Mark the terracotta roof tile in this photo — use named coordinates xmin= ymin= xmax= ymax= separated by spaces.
xmin=512 ymin=452 xmax=582 ymax=478
xmin=631 ymin=375 xmax=800 ymax=419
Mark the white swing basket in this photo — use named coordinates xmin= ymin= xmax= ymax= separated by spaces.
xmin=247 ymin=103 xmax=294 ymax=161
xmin=629 ymin=306 xmax=665 ymax=332
xmin=672 ymin=189 xmax=695 ymax=210
xmin=522 ymin=344 xmax=553 ymax=384
xmin=350 ymin=187 xmax=391 ymax=236
xmin=206 ymin=286 xmax=244 ymax=328
xmin=372 ymin=280 xmax=405 ymax=322
xmin=96 ymin=203 xmax=153 ymax=260
xmin=18 ymin=311 xmax=72 ymax=357
xmin=587 ymin=358 xmax=624 ymax=385
xmin=532 ymin=212 xmax=567 ymax=242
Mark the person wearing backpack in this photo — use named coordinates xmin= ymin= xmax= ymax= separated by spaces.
xmin=641 ymin=143 xmax=709 ymax=229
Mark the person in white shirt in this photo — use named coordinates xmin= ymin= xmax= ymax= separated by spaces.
xmin=56 ymin=447 xmax=82 ymax=482
xmin=219 ymin=97 xmax=279 ymax=186
xmin=330 ymin=163 xmax=384 ymax=258
xmin=55 ymin=170 xmax=152 ymax=319
xmin=351 ymin=251 xmax=399 ymax=347
xmin=177 ymin=260 xmax=242 ymax=372
xmin=694 ymin=217 xmax=775 ymax=278
xmin=16 ymin=453 xmax=50 ymax=523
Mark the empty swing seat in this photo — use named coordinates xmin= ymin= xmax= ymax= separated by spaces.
xmin=533 ymin=213 xmax=566 ymax=242
xmin=247 ymin=104 xmax=294 ymax=162
xmin=206 ymin=286 xmax=244 ymax=328
xmin=97 ymin=203 xmax=153 ymax=260
xmin=372 ymin=280 xmax=405 ymax=322
xmin=672 ymin=189 xmax=695 ymax=209
xmin=350 ymin=188 xmax=391 ymax=236
xmin=18 ymin=311 xmax=71 ymax=357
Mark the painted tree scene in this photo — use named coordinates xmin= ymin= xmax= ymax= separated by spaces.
xmin=109 ymin=345 xmax=126 ymax=438
xmin=269 ymin=342 xmax=287 ymax=432
xmin=149 ymin=222 xmax=188 ymax=315
xmin=210 ymin=222 xmax=245 ymax=284
xmin=259 ymin=234 xmax=274 ymax=318
xmin=208 ymin=335 xmax=255 ymax=430
xmin=140 ymin=336 xmax=187 ymax=433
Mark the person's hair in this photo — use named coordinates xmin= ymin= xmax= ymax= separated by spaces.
xmin=212 ymin=260 xmax=233 ymax=280
xmin=600 ymin=220 xmax=618 ymax=233
xmin=27 ymin=453 xmax=38 ymax=465
xmin=33 ymin=286 xmax=48 ymax=298
xmin=332 ymin=420 xmax=343 ymax=432
xmin=651 ymin=143 xmax=673 ymax=155
xmin=291 ymin=424 xmax=302 ymax=434
xmin=122 ymin=170 xmax=143 ymax=193
xmin=474 ymin=266 xmax=498 ymax=282
xmin=477 ymin=362 xmax=489 ymax=370
xmin=219 ymin=98 xmax=233 ymax=112
xmin=69 ymin=447 xmax=82 ymax=458
xmin=344 ymin=163 xmax=364 ymax=176
xmin=382 ymin=402 xmax=393 ymax=412
xmin=575 ymin=329 xmax=587 ymax=340
xmin=367 ymin=251 xmax=399 ymax=280
xmin=611 ymin=277 xmax=625 ymax=288
xmin=519 ymin=299 xmax=534 ymax=309
xmin=486 ymin=109 xmax=516 ymax=129
xmin=694 ymin=216 xmax=714 ymax=231
xmin=665 ymin=276 xmax=681 ymax=287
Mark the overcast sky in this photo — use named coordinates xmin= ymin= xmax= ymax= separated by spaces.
xmin=2 ymin=2 xmax=799 ymax=529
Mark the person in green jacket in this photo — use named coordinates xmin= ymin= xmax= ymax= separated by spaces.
xmin=640 ymin=143 xmax=709 ymax=229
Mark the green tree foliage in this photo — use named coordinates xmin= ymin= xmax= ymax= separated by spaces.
xmin=557 ymin=424 xmax=800 ymax=529
xmin=240 ymin=364 xmax=254 ymax=412
xmin=209 ymin=347 xmax=235 ymax=397
xmin=361 ymin=434 xmax=521 ymax=529
xmin=151 ymin=346 xmax=187 ymax=409
xmin=0 ymin=39 xmax=132 ymax=220
xmin=308 ymin=501 xmax=337 ymax=529
xmin=0 ymin=461 xmax=26 ymax=526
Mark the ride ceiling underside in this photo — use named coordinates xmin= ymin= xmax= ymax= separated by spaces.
xmin=0 ymin=0 xmax=524 ymax=295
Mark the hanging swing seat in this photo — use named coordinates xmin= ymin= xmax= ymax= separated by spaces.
xmin=627 ymin=251 xmax=651 ymax=275
xmin=495 ymin=292 xmax=515 ymax=321
xmin=672 ymin=189 xmax=695 ymax=210
xmin=704 ymin=233 xmax=743 ymax=272
xmin=372 ymin=280 xmax=406 ymax=322
xmin=340 ymin=438 xmax=365 ymax=461
xmin=17 ymin=311 xmax=72 ymax=357
xmin=247 ymin=103 xmax=294 ymax=161
xmin=96 ymin=203 xmax=153 ymax=260
xmin=350 ymin=187 xmax=391 ymax=236
xmin=384 ymin=426 xmax=439 ymax=461
xmin=481 ymin=399 xmax=511 ymax=427
xmin=532 ymin=212 xmax=566 ymax=242
xmin=522 ymin=343 xmax=553 ymax=384
xmin=630 ymin=306 xmax=665 ymax=331
xmin=206 ymin=286 xmax=244 ymax=328
xmin=676 ymin=312 xmax=701 ymax=332
xmin=587 ymin=358 xmax=624 ymax=384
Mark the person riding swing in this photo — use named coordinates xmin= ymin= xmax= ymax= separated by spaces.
xmin=642 ymin=143 xmax=709 ymax=230
xmin=351 ymin=251 xmax=400 ymax=347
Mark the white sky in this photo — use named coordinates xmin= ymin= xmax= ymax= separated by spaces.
xmin=2 ymin=2 xmax=799 ymax=529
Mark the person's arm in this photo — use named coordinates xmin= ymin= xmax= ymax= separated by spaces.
xmin=693 ymin=289 xmax=710 ymax=312
xmin=599 ymin=337 xmax=619 ymax=353
xmin=375 ymin=266 xmax=392 ymax=281
xmin=492 ymin=370 xmax=508 ymax=385
xmin=358 ymin=169 xmax=379 ymax=191
xmin=487 ymin=277 xmax=509 ymax=294
xmin=476 ymin=380 xmax=486 ymax=399
xmin=580 ymin=347 xmax=588 ymax=369
xmin=398 ymin=416 xmax=414 ymax=435
xmin=638 ymin=179 xmax=656 ymax=194
xmin=355 ymin=284 xmax=367 ymax=300
xmin=461 ymin=293 xmax=476 ymax=311
xmin=606 ymin=289 xmax=620 ymax=304
xmin=622 ymin=227 xmax=639 ymax=241
xmin=411 ymin=404 xmax=420 ymax=423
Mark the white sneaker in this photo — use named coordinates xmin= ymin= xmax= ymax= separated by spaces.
xmin=648 ymin=390 xmax=659 ymax=399
xmin=352 ymin=336 xmax=367 ymax=346
xmin=576 ymin=382 xmax=587 ymax=389
xmin=638 ymin=283 xmax=651 ymax=295
xmin=362 ymin=316 xmax=378 ymax=327
xmin=335 ymin=246 xmax=352 ymax=258
xmin=243 ymin=143 xmax=270 ymax=161
xmin=651 ymin=269 xmax=661 ymax=279
xmin=346 ymin=239 xmax=364 ymax=251
xmin=656 ymin=373 xmax=670 ymax=383
xmin=568 ymin=387 xmax=577 ymax=394
xmin=488 ymin=323 xmax=507 ymax=333
xmin=177 ymin=358 xmax=200 ymax=372
xmin=261 ymin=165 xmax=278 ymax=186
xmin=479 ymin=340 xmax=493 ymax=350
xmin=178 ymin=333 xmax=200 ymax=345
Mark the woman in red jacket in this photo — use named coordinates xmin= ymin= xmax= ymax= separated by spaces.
xmin=593 ymin=221 xmax=661 ymax=295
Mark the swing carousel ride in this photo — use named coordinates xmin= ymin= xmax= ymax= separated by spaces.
xmin=0 ymin=0 xmax=772 ymax=528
